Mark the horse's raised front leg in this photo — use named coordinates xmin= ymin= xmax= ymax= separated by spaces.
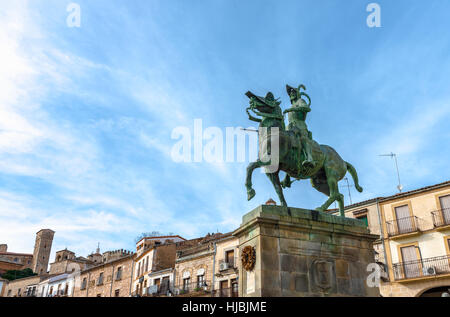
xmin=245 ymin=160 xmax=268 ymax=201
xmin=267 ymin=171 xmax=287 ymax=206
xmin=281 ymin=174 xmax=294 ymax=189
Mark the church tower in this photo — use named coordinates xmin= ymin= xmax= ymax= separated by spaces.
xmin=32 ymin=229 xmax=55 ymax=275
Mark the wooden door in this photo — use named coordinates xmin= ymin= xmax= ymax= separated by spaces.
xmin=220 ymin=280 xmax=229 ymax=297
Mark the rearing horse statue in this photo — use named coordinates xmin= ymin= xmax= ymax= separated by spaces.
xmin=244 ymin=85 xmax=363 ymax=217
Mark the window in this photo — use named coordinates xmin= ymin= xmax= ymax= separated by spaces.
xmin=183 ymin=278 xmax=190 ymax=291
xmin=116 ymin=267 xmax=123 ymax=280
xmin=137 ymin=262 xmax=141 ymax=278
xmin=226 ymin=250 xmax=235 ymax=267
xmin=399 ymin=244 xmax=421 ymax=279
xmin=161 ymin=276 xmax=170 ymax=294
xmin=97 ymin=272 xmax=104 ymax=285
xmin=231 ymin=278 xmax=238 ymax=296
xmin=97 ymin=294 xmax=101 ymax=297
xmin=394 ymin=205 xmax=414 ymax=234
xmin=356 ymin=214 xmax=368 ymax=226
xmin=13 ymin=257 xmax=18 ymax=262
xmin=115 ymin=289 xmax=120 ymax=297
xmin=145 ymin=256 xmax=149 ymax=272
xmin=197 ymin=275 xmax=205 ymax=288
xmin=220 ymin=280 xmax=229 ymax=297
xmin=81 ymin=278 xmax=87 ymax=290
xmin=445 ymin=236 xmax=450 ymax=256
xmin=7 ymin=290 xmax=11 ymax=297
xmin=439 ymin=195 xmax=450 ymax=225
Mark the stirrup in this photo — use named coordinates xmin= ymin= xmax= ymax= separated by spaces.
xmin=302 ymin=160 xmax=315 ymax=169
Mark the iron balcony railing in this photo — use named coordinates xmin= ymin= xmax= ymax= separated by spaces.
xmin=386 ymin=216 xmax=424 ymax=237
xmin=175 ymin=281 xmax=212 ymax=296
xmin=431 ymin=208 xmax=450 ymax=228
xmin=392 ymin=255 xmax=450 ymax=281
xmin=135 ymin=281 xmax=212 ymax=297
xmin=211 ymin=287 xmax=239 ymax=298
xmin=218 ymin=256 xmax=238 ymax=271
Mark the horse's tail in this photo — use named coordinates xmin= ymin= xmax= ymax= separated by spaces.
xmin=345 ymin=161 xmax=363 ymax=193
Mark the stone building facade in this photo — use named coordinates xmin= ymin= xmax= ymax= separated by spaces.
xmin=173 ymin=233 xmax=237 ymax=297
xmin=73 ymin=252 xmax=134 ymax=297
xmin=0 ymin=277 xmax=7 ymax=296
xmin=332 ymin=180 xmax=450 ymax=297
xmin=133 ymin=242 xmax=179 ymax=296
xmin=0 ymin=229 xmax=54 ymax=276
xmin=212 ymin=234 xmax=239 ymax=297
xmin=2 ymin=275 xmax=44 ymax=297
xmin=49 ymin=249 xmax=94 ymax=275
xmin=0 ymin=253 xmax=33 ymax=275
xmin=31 ymin=229 xmax=54 ymax=275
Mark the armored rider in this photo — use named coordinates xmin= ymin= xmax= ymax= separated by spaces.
xmin=284 ymin=84 xmax=315 ymax=170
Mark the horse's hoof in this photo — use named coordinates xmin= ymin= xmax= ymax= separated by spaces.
xmin=281 ymin=181 xmax=290 ymax=189
xmin=356 ymin=186 xmax=363 ymax=193
xmin=315 ymin=207 xmax=325 ymax=212
xmin=247 ymin=189 xmax=256 ymax=201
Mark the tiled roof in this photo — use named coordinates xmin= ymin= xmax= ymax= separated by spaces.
xmin=0 ymin=252 xmax=33 ymax=257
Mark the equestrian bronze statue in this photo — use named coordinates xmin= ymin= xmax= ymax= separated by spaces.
xmin=245 ymin=84 xmax=363 ymax=217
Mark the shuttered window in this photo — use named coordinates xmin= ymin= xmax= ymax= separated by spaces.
xmin=400 ymin=245 xmax=421 ymax=278
xmin=439 ymin=195 xmax=450 ymax=224
xmin=395 ymin=205 xmax=413 ymax=234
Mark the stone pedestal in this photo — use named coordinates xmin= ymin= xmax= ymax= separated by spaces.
xmin=233 ymin=205 xmax=380 ymax=297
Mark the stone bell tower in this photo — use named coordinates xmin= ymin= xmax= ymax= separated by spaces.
xmin=32 ymin=229 xmax=55 ymax=275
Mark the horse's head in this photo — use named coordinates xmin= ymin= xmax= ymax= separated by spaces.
xmin=245 ymin=91 xmax=281 ymax=116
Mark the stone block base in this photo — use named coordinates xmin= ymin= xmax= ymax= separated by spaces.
xmin=233 ymin=205 xmax=380 ymax=297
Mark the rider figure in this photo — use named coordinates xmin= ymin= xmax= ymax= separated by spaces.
xmin=284 ymin=84 xmax=315 ymax=170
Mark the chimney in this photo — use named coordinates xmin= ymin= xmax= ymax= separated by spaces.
xmin=0 ymin=244 xmax=7 ymax=253
xmin=265 ymin=198 xmax=276 ymax=205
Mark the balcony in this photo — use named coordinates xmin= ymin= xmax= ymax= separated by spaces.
xmin=218 ymin=257 xmax=238 ymax=272
xmin=212 ymin=287 xmax=239 ymax=297
xmin=392 ymin=255 xmax=450 ymax=281
xmin=173 ymin=281 xmax=212 ymax=297
xmin=431 ymin=208 xmax=450 ymax=229
xmin=386 ymin=216 xmax=424 ymax=238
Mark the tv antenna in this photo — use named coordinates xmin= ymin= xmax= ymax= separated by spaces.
xmin=340 ymin=177 xmax=353 ymax=205
xmin=379 ymin=152 xmax=403 ymax=193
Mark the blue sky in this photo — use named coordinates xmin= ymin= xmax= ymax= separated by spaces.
xmin=1 ymin=0 xmax=450 ymax=260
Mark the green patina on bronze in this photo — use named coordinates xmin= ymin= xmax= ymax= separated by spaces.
xmin=245 ymin=84 xmax=363 ymax=217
